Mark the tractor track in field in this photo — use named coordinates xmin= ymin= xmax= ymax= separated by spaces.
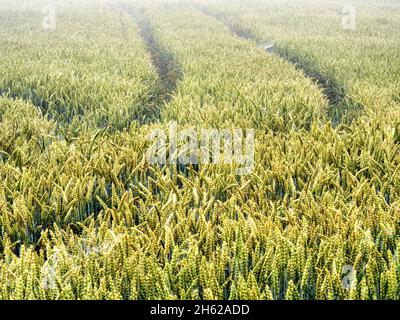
xmin=111 ymin=2 xmax=182 ymax=107
xmin=0 ymin=87 xmax=52 ymax=117
xmin=3 ymin=0 xmax=182 ymax=130
xmin=192 ymin=3 xmax=364 ymax=127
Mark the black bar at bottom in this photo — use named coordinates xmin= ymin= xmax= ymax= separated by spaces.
xmin=0 ymin=300 xmax=397 ymax=318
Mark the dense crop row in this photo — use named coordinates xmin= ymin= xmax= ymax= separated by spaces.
xmin=199 ymin=0 xmax=400 ymax=126
xmin=0 ymin=0 xmax=399 ymax=300
xmin=0 ymin=2 xmax=161 ymax=133
xmin=136 ymin=1 xmax=326 ymax=132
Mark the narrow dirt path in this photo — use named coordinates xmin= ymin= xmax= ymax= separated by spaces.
xmin=193 ymin=3 xmax=363 ymax=127
xmin=113 ymin=2 xmax=182 ymax=106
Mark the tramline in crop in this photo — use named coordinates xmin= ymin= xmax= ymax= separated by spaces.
xmin=0 ymin=0 xmax=398 ymax=300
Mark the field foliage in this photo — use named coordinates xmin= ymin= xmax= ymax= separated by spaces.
xmin=0 ymin=0 xmax=399 ymax=300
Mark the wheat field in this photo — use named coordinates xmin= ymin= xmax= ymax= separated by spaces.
xmin=0 ymin=0 xmax=399 ymax=300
